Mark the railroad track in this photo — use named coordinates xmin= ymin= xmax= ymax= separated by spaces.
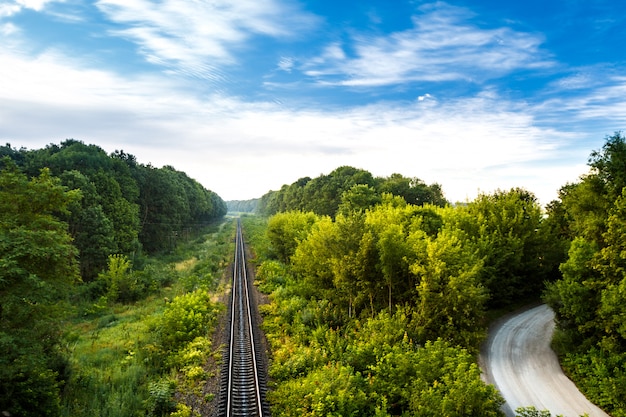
xmin=218 ymin=219 xmax=270 ymax=417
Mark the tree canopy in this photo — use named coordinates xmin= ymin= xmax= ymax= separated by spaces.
xmin=544 ymin=132 xmax=626 ymax=416
xmin=1 ymin=140 xmax=226 ymax=278
xmin=0 ymin=159 xmax=80 ymax=416
xmin=257 ymin=166 xmax=448 ymax=217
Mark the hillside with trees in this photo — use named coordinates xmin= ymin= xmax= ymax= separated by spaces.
xmin=257 ymin=166 xmax=447 ymax=217
xmin=2 ymin=140 xmax=226 ymax=278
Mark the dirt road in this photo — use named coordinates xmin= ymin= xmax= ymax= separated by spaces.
xmin=480 ymin=304 xmax=610 ymax=417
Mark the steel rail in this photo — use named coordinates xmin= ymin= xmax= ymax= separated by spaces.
xmin=219 ymin=219 xmax=267 ymax=417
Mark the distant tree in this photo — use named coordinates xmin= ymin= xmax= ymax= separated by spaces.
xmin=377 ymin=173 xmax=448 ymax=207
xmin=226 ymin=198 xmax=260 ymax=213
xmin=338 ymin=184 xmax=381 ymax=215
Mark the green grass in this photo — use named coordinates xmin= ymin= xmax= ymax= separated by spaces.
xmin=60 ymin=218 xmax=236 ymax=417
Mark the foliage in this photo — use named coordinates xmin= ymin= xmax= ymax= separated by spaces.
xmin=544 ymin=132 xmax=626 ymax=416
xmin=1 ymin=140 xmax=227 ymax=277
xmin=0 ymin=159 xmax=80 ymax=417
xmin=460 ymin=188 xmax=558 ymax=307
xmin=515 ymin=407 xmax=555 ymax=417
xmin=257 ymin=166 xmax=447 ymax=217
xmin=266 ymin=211 xmax=319 ymax=263
xmin=254 ymin=207 xmax=505 ymax=416
xmin=263 ymin=293 xmax=504 ymax=416
xmin=268 ymin=362 xmax=371 ymax=417
xmin=155 ymin=289 xmax=222 ymax=358
xmin=60 ymin=222 xmax=231 ymax=417
xmin=147 ymin=378 xmax=176 ymax=416
xmin=226 ymin=198 xmax=259 ymax=213
xmin=412 ymin=229 xmax=488 ymax=349
xmin=514 ymin=406 xmax=589 ymax=417
xmin=0 ymin=140 xmax=228 ymax=416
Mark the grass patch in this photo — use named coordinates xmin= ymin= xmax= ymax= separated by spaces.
xmin=61 ymin=218 xmax=236 ymax=417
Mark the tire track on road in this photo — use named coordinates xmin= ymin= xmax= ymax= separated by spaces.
xmin=480 ymin=304 xmax=609 ymax=417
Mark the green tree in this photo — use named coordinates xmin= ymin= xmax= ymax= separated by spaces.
xmin=589 ymin=132 xmax=626 ymax=202
xmin=409 ymin=340 xmax=504 ymax=417
xmin=59 ymin=170 xmax=117 ymax=280
xmin=464 ymin=188 xmax=549 ymax=307
xmin=411 ymin=230 xmax=488 ymax=349
xmin=338 ymin=183 xmax=381 ymax=215
xmin=266 ymin=211 xmax=319 ymax=263
xmin=544 ymin=237 xmax=601 ymax=348
xmin=268 ymin=363 xmax=370 ymax=417
xmin=0 ymin=160 xmax=80 ymax=416
xmin=377 ymin=173 xmax=448 ymax=207
xmin=291 ymin=216 xmax=337 ymax=300
xmin=98 ymin=254 xmax=132 ymax=303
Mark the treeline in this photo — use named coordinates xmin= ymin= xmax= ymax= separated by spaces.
xmin=227 ymin=198 xmax=259 ymax=213
xmin=544 ymin=132 xmax=626 ymax=416
xmin=244 ymin=164 xmax=566 ymax=415
xmin=0 ymin=140 xmax=226 ymax=416
xmin=257 ymin=166 xmax=448 ymax=217
xmin=1 ymin=140 xmax=226 ymax=279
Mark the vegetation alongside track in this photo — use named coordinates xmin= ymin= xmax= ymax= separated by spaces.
xmin=4 ymin=132 xmax=626 ymax=416
xmin=60 ymin=221 xmax=233 ymax=417
xmin=0 ymin=142 xmax=230 ymax=417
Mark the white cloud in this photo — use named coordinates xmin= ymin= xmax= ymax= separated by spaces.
xmin=277 ymin=57 xmax=295 ymax=72
xmin=302 ymin=2 xmax=553 ymax=87
xmin=0 ymin=46 xmax=587 ymax=205
xmin=16 ymin=0 xmax=53 ymax=11
xmin=537 ymin=76 xmax=626 ymax=127
xmin=0 ymin=21 xmax=18 ymax=35
xmin=95 ymin=0 xmax=318 ymax=76
xmin=0 ymin=0 xmax=59 ymax=16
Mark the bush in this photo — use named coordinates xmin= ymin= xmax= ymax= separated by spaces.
xmin=156 ymin=290 xmax=222 ymax=356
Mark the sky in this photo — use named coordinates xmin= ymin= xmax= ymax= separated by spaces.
xmin=1 ymin=0 xmax=626 ymax=206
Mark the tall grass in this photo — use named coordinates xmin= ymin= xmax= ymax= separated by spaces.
xmin=61 ymin=219 xmax=236 ymax=417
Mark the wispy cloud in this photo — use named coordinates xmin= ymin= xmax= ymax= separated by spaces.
xmin=0 ymin=0 xmax=59 ymax=16
xmin=95 ymin=0 xmax=318 ymax=78
xmin=537 ymin=72 xmax=626 ymax=129
xmin=0 ymin=44 xmax=584 ymax=204
xmin=301 ymin=2 xmax=553 ymax=87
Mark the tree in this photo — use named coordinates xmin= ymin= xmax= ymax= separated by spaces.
xmin=377 ymin=173 xmax=448 ymax=207
xmin=59 ymin=170 xmax=117 ymax=280
xmin=291 ymin=216 xmax=338 ymax=299
xmin=0 ymin=159 xmax=80 ymax=416
xmin=589 ymin=132 xmax=626 ymax=202
xmin=464 ymin=188 xmax=549 ymax=307
xmin=411 ymin=230 xmax=488 ymax=349
xmin=267 ymin=363 xmax=370 ymax=417
xmin=266 ymin=211 xmax=319 ymax=263
xmin=409 ymin=340 xmax=504 ymax=417
xmin=338 ymin=184 xmax=381 ymax=215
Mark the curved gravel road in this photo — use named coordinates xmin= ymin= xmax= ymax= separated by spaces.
xmin=480 ymin=304 xmax=610 ymax=417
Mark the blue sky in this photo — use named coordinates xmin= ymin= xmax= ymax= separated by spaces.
xmin=1 ymin=0 xmax=625 ymax=205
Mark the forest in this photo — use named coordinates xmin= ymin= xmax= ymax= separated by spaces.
xmin=2 ymin=133 xmax=626 ymax=416
xmin=243 ymin=175 xmax=563 ymax=416
xmin=241 ymin=132 xmax=626 ymax=417
xmin=0 ymin=140 xmax=227 ymax=416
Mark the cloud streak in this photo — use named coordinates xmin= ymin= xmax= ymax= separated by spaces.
xmin=0 ymin=45 xmax=586 ymax=204
xmin=95 ymin=0 xmax=318 ymax=78
xmin=301 ymin=2 xmax=553 ymax=87
xmin=0 ymin=0 xmax=620 ymax=207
